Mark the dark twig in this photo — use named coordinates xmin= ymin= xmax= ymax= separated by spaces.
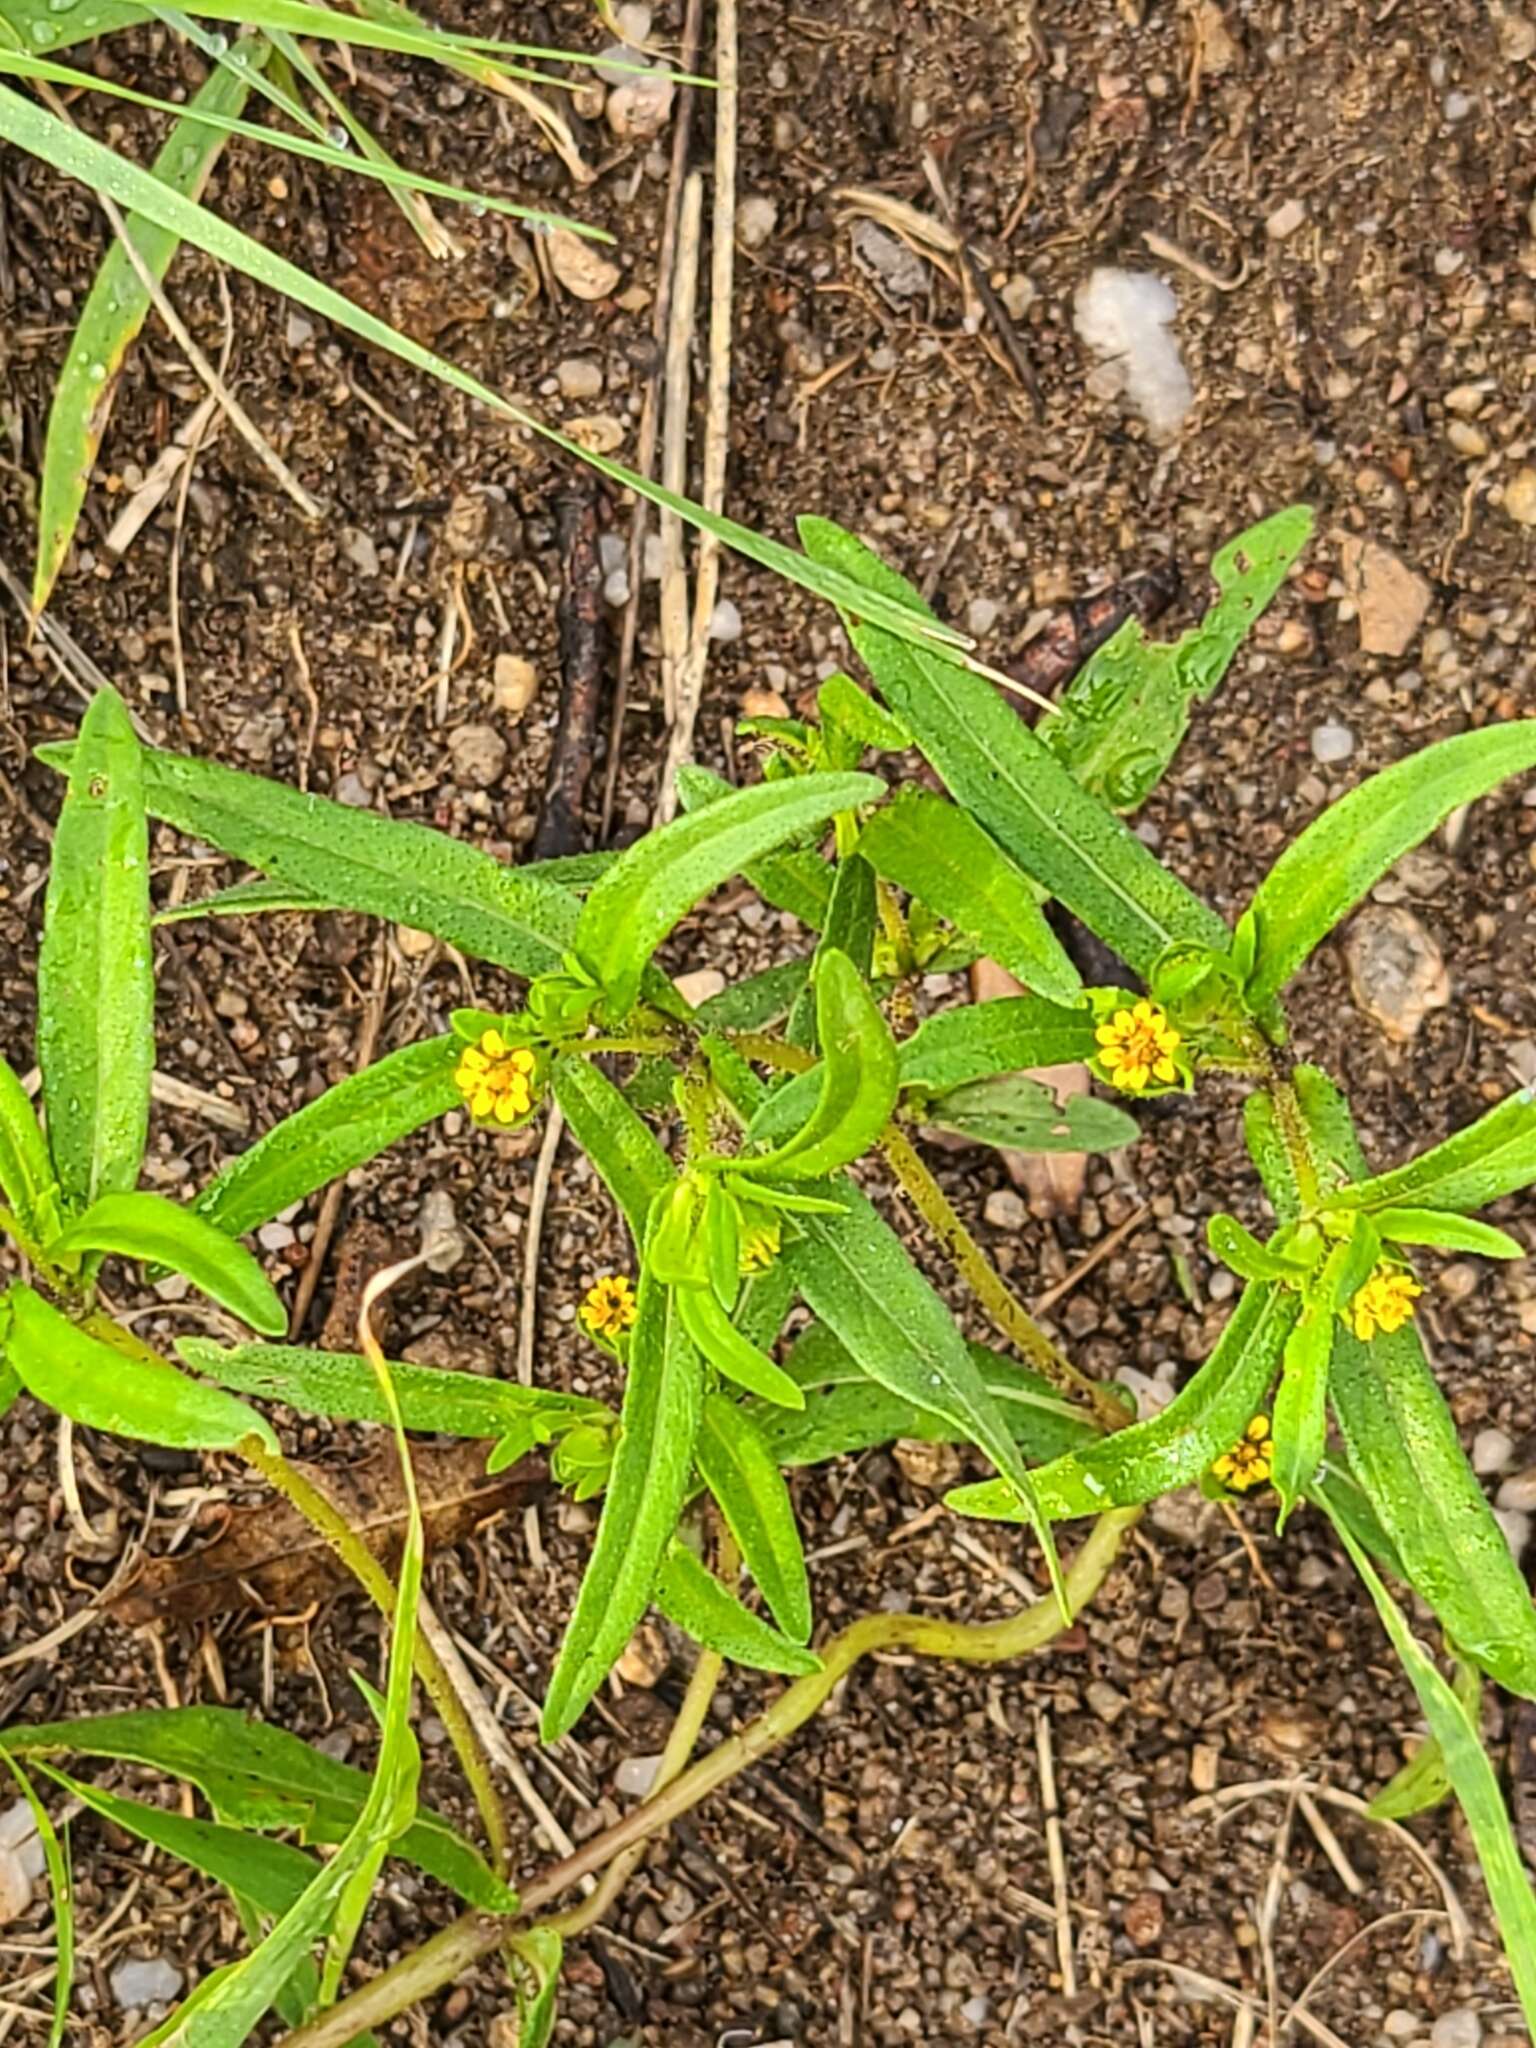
xmin=533 ymin=476 xmax=606 ymax=861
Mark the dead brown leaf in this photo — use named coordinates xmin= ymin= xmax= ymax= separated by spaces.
xmin=111 ymin=1441 xmax=547 ymax=1627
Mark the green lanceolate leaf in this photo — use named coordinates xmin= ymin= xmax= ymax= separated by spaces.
xmin=542 ymin=1273 xmax=704 ymax=1739
xmin=1330 ymin=1320 xmax=1536 ymax=1696
xmin=154 ymin=877 xmax=332 ymax=926
xmin=1241 ymin=1091 xmax=1299 ymax=1222
xmin=896 ymin=997 xmax=1098 ymax=1095
xmin=3 ymin=1756 xmax=71 ymax=2048
xmin=3 ymin=1285 xmax=275 ymax=1452
xmin=765 ymin=1324 xmax=1099 ymax=1470
xmin=176 ymin=1337 xmax=604 ymax=1441
xmin=51 ymin=1191 xmax=285 ymax=1334
xmin=785 ymin=855 xmax=878 ymax=1048
xmin=1037 ymin=508 xmax=1314 ymax=812
xmin=1270 ymin=1299 xmax=1335 ymax=1527
xmin=858 ymin=789 xmax=1081 ymax=1004
xmin=0 ymin=1052 xmax=58 ymax=1252
xmin=552 ymin=1055 xmax=673 ymax=1248
xmin=39 ymin=1766 xmax=320 ymax=1917
xmin=694 ymin=960 xmax=811 ymax=1033
xmin=37 ymin=686 xmax=152 ymax=1212
xmin=32 ymin=54 xmax=261 ymax=614
xmin=38 ymin=741 xmax=581 ymax=978
xmin=738 ymin=951 xmax=898 ymax=1183
xmin=675 ymin=766 xmax=835 ymax=931
xmin=655 ymin=1539 xmax=820 ymax=1676
xmin=921 ymin=1074 xmax=1139 ymax=1155
xmin=1332 ymin=1089 xmax=1536 ymax=1217
xmin=507 ymin=1926 xmax=562 ymax=2048
xmin=1369 ymin=1208 xmax=1523 ymax=1259
xmin=694 ymin=1393 xmax=811 ymax=1640
xmin=799 ymin=518 xmax=1230 ymax=978
xmin=1324 ymin=1512 xmax=1536 ymax=2034
xmin=1244 ymin=724 xmax=1536 ymax=1012
xmin=194 ymin=1037 xmax=461 ymax=1242
xmin=818 ymin=670 xmax=911 ymax=754
xmin=1207 ymin=1213 xmax=1312 ymax=1284
xmin=787 ymin=1185 xmax=1068 ymax=1609
xmin=1367 ymin=1658 xmax=1482 ymax=1822
xmin=575 ymin=773 xmax=881 ymax=1021
xmin=676 ymin=1285 xmax=803 ymax=1409
xmin=0 ymin=1704 xmax=513 ymax=1911
xmin=947 ymin=1280 xmax=1298 ymax=1522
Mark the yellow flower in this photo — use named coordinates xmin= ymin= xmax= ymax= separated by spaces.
xmin=1347 ymin=1264 xmax=1423 ymax=1341
xmin=454 ymin=1029 xmax=537 ymax=1125
xmin=739 ymin=1221 xmax=781 ymax=1275
xmin=579 ymin=1273 xmax=637 ymax=1340
xmin=1211 ymin=1414 xmax=1274 ymax=1494
xmin=1094 ymin=999 xmax=1182 ymax=1093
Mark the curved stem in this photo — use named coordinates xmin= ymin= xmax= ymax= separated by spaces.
xmin=271 ymin=1508 xmax=1136 ymax=2048
xmin=1272 ymin=1074 xmax=1322 ymax=1209
xmin=241 ymin=1439 xmax=509 ymax=1874
xmin=880 ymin=1126 xmax=1124 ymax=1431
xmin=725 ymin=1032 xmax=816 ymax=1074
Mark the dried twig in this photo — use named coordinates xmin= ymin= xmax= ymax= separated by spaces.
xmin=600 ymin=0 xmax=707 ymax=841
xmin=1035 ymin=1707 xmax=1076 ymax=1997
xmin=657 ymin=172 xmax=705 ymax=742
xmin=517 ymin=1106 xmax=565 ymax=1389
xmin=657 ymin=0 xmax=739 ymax=821
xmin=171 ymin=264 xmax=235 ymax=720
xmin=533 ymin=474 xmax=605 ymax=860
xmin=1031 ymin=1203 xmax=1152 ymax=1317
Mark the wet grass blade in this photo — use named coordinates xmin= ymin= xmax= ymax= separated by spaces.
xmin=36 ymin=686 xmax=152 ymax=1212
xmin=1325 ymin=1509 xmax=1536 ymax=2034
xmin=30 ymin=53 xmax=259 ymax=614
xmin=0 ymin=79 xmax=974 ymax=659
xmin=2 ymin=1757 xmax=72 ymax=2048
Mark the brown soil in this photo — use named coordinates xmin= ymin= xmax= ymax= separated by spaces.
xmin=4 ymin=1 xmax=1536 ymax=2043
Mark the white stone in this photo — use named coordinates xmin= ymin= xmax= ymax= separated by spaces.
xmin=1502 ymin=467 xmax=1536 ymax=525
xmin=615 ymin=1752 xmax=664 ymax=1799
xmin=966 ymin=595 xmax=1000 ymax=637
xmin=983 ymin=1188 xmax=1027 ymax=1230
xmin=737 ymin=195 xmax=779 ymax=250
xmin=418 ymin=1188 xmax=465 ymax=1274
xmin=1472 ymin=1426 xmax=1514 ymax=1476
xmin=1073 ymin=268 xmax=1193 ymax=440
xmin=492 ymin=654 xmax=538 ymax=719
xmin=257 ymin=1221 xmax=295 ymax=1252
xmin=1310 ymin=722 xmax=1355 ymax=765
xmin=1495 ymin=1506 xmax=1531 ymax=1561
xmin=708 ymin=598 xmax=743 ymax=643
xmin=1496 ymin=1466 xmax=1536 ymax=1513
xmin=555 ymin=357 xmax=604 ymax=400
xmin=674 ymin=967 xmax=727 ymax=1007
xmin=1266 ymin=197 xmax=1307 ymax=240
xmin=111 ymin=1957 xmax=186 ymax=2010
xmin=1429 ymin=2010 xmax=1482 ymax=2048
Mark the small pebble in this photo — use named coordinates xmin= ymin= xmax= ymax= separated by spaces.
xmin=1447 ymin=420 xmax=1489 ymax=458
xmin=1310 ymin=721 xmax=1355 ymax=765
xmin=1443 ymin=90 xmax=1473 ymax=120
xmin=447 ymin=723 xmax=508 ymax=790
xmin=615 ymin=1752 xmax=663 ymax=1799
xmin=603 ymin=567 xmax=631 ymax=607
xmin=1492 ymin=2 xmax=1536 ymax=59
xmin=548 ymin=226 xmax=622 ymax=301
xmin=0 ymin=1847 xmax=30 ymax=1929
xmin=1472 ymin=1426 xmax=1514 ymax=1476
xmin=1266 ymin=197 xmax=1307 ymax=240
xmin=1086 ymin=1679 xmax=1130 ymax=1725
xmin=1502 ymin=466 xmax=1536 ymax=525
xmin=1496 ymin=1466 xmax=1536 ymax=1513
xmin=1430 ymin=2010 xmax=1482 ymax=2048
xmin=555 ymin=357 xmax=604 ymax=400
xmin=1438 ymin=1261 xmax=1479 ymax=1302
xmin=342 ymin=527 xmax=380 ymax=577
xmin=257 ymin=1221 xmax=295 ymax=1253
xmin=983 ymin=1188 xmax=1027 ymax=1230
xmin=674 ymin=966 xmax=726 ymax=1007
xmin=1344 ymin=905 xmax=1450 ymax=1042
xmin=616 ymin=1620 xmax=669 ymax=1688
xmin=966 ymin=595 xmax=1000 ymax=637
xmin=708 ymin=597 xmax=743 ymax=643
xmin=737 ymin=194 xmax=779 ymax=249
xmin=1383 ymin=2013 xmax=1424 ymax=2041
xmin=418 ymin=1188 xmax=465 ymax=1274
xmin=960 ymin=1995 xmax=992 ymax=2026
xmin=492 ymin=654 xmax=538 ymax=719
xmin=606 ymin=67 xmax=674 ymax=141
xmin=111 ymin=1958 xmax=185 ymax=2010
xmin=1495 ymin=1506 xmax=1531 ymax=1560
xmin=1443 ymin=383 xmax=1487 ymax=416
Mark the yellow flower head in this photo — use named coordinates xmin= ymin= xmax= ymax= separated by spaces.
xmin=454 ymin=1029 xmax=537 ymax=1126
xmin=579 ymin=1273 xmax=637 ymax=1341
xmin=1347 ymin=1264 xmax=1423 ymax=1342
xmin=739 ymin=1220 xmax=782 ymax=1275
xmin=1094 ymin=1000 xmax=1182 ymax=1094
xmin=1211 ymin=1414 xmax=1274 ymax=1494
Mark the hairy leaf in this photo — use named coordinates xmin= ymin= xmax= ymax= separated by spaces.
xmin=552 ymin=1054 xmax=673 ymax=1248
xmin=740 ymin=951 xmax=898 ymax=1182
xmin=575 ymin=773 xmax=880 ymax=1020
xmin=37 ymin=685 xmax=152 ymax=1213
xmin=0 ymin=1052 xmax=59 ymax=1254
xmin=677 ymin=1285 xmax=803 ymax=1409
xmin=53 ymin=1191 xmax=285 ymax=1334
xmin=921 ymin=1074 xmax=1138 ymax=1155
xmin=896 ymin=997 xmax=1098 ymax=1096
xmin=655 ymin=1541 xmax=820 ymax=1675
xmin=1245 ymin=725 xmax=1536 ymax=1011
xmin=1332 ymin=1089 xmax=1536 ymax=1218
xmin=858 ymin=789 xmax=1080 ymax=1003
xmin=694 ymin=1393 xmax=811 ymax=1640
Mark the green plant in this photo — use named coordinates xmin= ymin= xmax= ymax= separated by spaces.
xmin=8 ymin=503 xmax=1536 ymax=2039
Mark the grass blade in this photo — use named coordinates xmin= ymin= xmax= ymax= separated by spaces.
xmin=2 ymin=1757 xmax=72 ymax=2048
xmin=36 ymin=685 xmax=152 ymax=1212
xmin=1325 ymin=1507 xmax=1536 ymax=2033
xmin=30 ymin=52 xmax=258 ymax=613
xmin=0 ymin=79 xmax=975 ymax=657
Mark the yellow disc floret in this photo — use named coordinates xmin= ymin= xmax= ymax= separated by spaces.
xmin=1094 ymin=999 xmax=1182 ymax=1093
xmin=1347 ymin=1264 xmax=1423 ymax=1342
xmin=454 ymin=1029 xmax=537 ymax=1125
xmin=579 ymin=1273 xmax=638 ymax=1340
xmin=739 ymin=1220 xmax=782 ymax=1275
xmin=1211 ymin=1414 xmax=1274 ymax=1494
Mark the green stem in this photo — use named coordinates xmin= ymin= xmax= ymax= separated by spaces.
xmin=725 ymin=1032 xmax=817 ymax=1074
xmin=270 ymin=1509 xmax=1137 ymax=2048
xmin=240 ymin=1438 xmax=509 ymax=1875
xmin=880 ymin=1126 xmax=1125 ymax=1432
